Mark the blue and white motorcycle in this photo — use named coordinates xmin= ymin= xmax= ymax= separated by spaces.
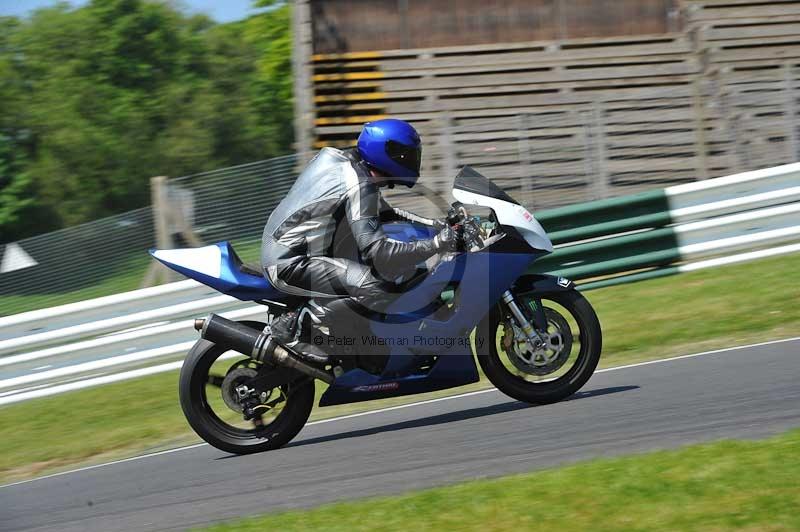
xmin=151 ymin=167 xmax=602 ymax=454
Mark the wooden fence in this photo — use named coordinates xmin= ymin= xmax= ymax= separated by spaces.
xmin=297 ymin=0 xmax=800 ymax=210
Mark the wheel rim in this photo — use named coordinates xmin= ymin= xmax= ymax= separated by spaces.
xmin=495 ymin=296 xmax=586 ymax=384
xmin=194 ymin=347 xmax=291 ymax=440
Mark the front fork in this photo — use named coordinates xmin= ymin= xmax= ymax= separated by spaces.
xmin=500 ymin=290 xmax=547 ymax=349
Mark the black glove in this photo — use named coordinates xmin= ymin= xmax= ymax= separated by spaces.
xmin=433 ymin=225 xmax=459 ymax=252
xmin=432 ymin=218 xmax=448 ymax=230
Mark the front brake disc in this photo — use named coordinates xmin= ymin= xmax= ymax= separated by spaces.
xmin=507 ymin=308 xmax=573 ymax=376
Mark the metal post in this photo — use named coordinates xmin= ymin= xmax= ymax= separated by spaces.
xmin=785 ymin=62 xmax=799 ymax=162
xmin=143 ymin=176 xmax=177 ymax=286
xmin=590 ymin=100 xmax=609 ymax=200
xmin=580 ymin=109 xmax=595 ymax=204
xmin=517 ymin=113 xmax=533 ymax=196
xmin=691 ymin=76 xmax=709 ymax=180
xmin=151 ymin=176 xmax=173 ymax=252
xmin=169 ymin=185 xmax=203 ymax=248
xmin=292 ymin=0 xmax=315 ymax=163
xmin=555 ymin=0 xmax=567 ymax=41
xmin=716 ymin=73 xmax=741 ymax=173
xmin=398 ymin=0 xmax=410 ymax=50
xmin=441 ymin=112 xmax=457 ymax=182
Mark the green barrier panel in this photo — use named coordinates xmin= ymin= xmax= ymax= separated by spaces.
xmin=536 ymin=189 xmax=669 ymax=235
xmin=539 ymin=248 xmax=681 ymax=281
xmin=576 ymin=266 xmax=680 ymax=291
xmin=524 ymin=185 xmax=681 ymax=285
xmin=532 ymin=227 xmax=680 ymax=273
xmin=547 ymin=211 xmax=672 ymax=245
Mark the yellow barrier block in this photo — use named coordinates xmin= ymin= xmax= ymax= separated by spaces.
xmin=312 ymin=51 xmax=382 ymax=61
xmin=314 ymin=81 xmax=382 ymax=89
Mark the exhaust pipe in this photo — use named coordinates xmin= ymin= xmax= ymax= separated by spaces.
xmin=195 ymin=314 xmax=333 ymax=384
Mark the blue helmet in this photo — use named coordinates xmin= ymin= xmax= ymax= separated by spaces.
xmin=357 ymin=118 xmax=422 ymax=186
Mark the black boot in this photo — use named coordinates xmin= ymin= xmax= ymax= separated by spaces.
xmin=270 ymin=310 xmax=329 ymax=365
xmin=270 ymin=311 xmax=298 ymax=343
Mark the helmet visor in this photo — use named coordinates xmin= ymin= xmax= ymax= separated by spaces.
xmin=386 ymin=140 xmax=421 ymax=175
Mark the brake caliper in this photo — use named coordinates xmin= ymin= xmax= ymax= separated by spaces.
xmin=501 ymin=320 xmax=514 ymax=350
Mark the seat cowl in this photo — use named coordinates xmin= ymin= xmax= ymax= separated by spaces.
xmin=149 ymin=242 xmax=286 ymax=302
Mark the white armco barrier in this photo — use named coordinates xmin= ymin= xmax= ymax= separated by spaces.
xmin=665 ymin=161 xmax=800 ymax=211
xmin=0 ymin=293 xmax=244 ymax=355
xmin=0 ymin=163 xmax=799 ymax=405
xmin=0 ymin=279 xmax=211 ymax=342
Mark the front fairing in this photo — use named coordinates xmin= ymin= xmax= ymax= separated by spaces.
xmin=451 ymin=166 xmax=554 ymax=253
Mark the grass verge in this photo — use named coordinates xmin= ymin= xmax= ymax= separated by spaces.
xmin=198 ymin=428 xmax=800 ymax=531
xmin=1 ymin=252 xmax=799 ymax=484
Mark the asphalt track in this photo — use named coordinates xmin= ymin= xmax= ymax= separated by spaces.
xmin=2 ymin=338 xmax=799 ymax=531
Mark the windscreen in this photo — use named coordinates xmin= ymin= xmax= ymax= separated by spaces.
xmin=452 ymin=166 xmax=519 ymax=205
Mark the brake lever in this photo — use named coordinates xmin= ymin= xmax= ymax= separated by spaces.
xmin=463 ymin=218 xmax=484 ymax=251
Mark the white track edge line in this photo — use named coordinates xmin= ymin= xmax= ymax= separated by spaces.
xmin=2 ymin=335 xmax=798 ymax=490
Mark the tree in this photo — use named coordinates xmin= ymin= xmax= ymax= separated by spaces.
xmin=0 ymin=0 xmax=294 ymax=242
xmin=0 ymin=131 xmax=56 ymax=241
xmin=244 ymin=3 xmax=294 ymax=157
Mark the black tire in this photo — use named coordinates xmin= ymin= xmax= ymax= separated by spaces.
xmin=179 ymin=323 xmax=315 ymax=454
xmin=476 ymin=289 xmax=602 ymax=405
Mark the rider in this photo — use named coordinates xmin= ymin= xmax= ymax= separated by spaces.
xmin=261 ymin=119 xmax=458 ymax=367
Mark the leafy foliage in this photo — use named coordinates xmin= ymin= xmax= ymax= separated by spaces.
xmin=0 ymin=135 xmax=39 ymax=239
xmin=0 ymin=0 xmax=292 ymax=241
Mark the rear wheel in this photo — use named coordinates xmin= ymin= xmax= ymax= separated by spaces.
xmin=476 ymin=290 xmax=601 ymax=404
xmin=179 ymin=322 xmax=314 ymax=454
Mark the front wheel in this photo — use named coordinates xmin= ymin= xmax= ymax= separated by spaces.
xmin=179 ymin=321 xmax=315 ymax=454
xmin=475 ymin=289 xmax=602 ymax=404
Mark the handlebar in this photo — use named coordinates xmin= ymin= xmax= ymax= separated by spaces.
xmin=446 ymin=202 xmax=468 ymax=226
xmin=446 ymin=202 xmax=485 ymax=251
xmin=461 ymin=217 xmax=484 ymax=250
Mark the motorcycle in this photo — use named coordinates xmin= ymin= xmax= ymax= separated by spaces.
xmin=150 ymin=166 xmax=602 ymax=454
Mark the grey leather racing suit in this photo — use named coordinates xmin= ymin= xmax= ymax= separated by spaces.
xmin=261 ymin=147 xmax=448 ymax=312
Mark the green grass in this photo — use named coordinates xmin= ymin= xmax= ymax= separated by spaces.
xmin=199 ymin=428 xmax=800 ymax=531
xmin=587 ymin=252 xmax=800 ymax=367
xmin=0 ymin=254 xmax=152 ymax=316
xmin=1 ymin=252 xmax=799 ymax=484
